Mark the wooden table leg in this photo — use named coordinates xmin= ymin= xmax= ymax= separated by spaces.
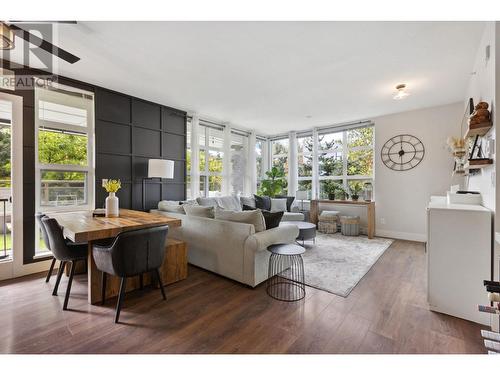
xmin=87 ymin=241 xmax=101 ymax=304
xmin=367 ymin=203 xmax=375 ymax=239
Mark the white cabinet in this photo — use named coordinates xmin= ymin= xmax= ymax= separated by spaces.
xmin=427 ymin=201 xmax=491 ymax=325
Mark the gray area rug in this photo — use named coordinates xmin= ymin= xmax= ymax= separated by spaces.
xmin=302 ymin=233 xmax=393 ymax=297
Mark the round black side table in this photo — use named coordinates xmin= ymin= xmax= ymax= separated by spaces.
xmin=266 ymin=243 xmax=306 ymax=302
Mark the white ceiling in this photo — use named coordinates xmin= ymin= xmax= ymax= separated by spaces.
xmin=4 ymin=21 xmax=485 ymax=135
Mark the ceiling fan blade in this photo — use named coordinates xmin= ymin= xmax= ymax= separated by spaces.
xmin=9 ymin=21 xmax=77 ymax=24
xmin=10 ymin=24 xmax=80 ymax=64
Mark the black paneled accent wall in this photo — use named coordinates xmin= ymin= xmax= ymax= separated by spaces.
xmin=1 ymin=59 xmax=187 ymax=263
xmin=95 ymin=88 xmax=187 ymax=211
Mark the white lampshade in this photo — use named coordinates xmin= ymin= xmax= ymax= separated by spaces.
xmin=296 ymin=190 xmax=308 ymax=200
xmin=148 ymin=159 xmax=174 ymax=179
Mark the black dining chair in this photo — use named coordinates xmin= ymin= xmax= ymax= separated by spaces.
xmin=41 ymin=217 xmax=88 ymax=310
xmin=35 ymin=213 xmax=57 ymax=283
xmin=92 ymin=225 xmax=169 ymax=323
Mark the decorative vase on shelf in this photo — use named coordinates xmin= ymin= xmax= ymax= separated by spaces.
xmin=105 ymin=192 xmax=119 ymax=218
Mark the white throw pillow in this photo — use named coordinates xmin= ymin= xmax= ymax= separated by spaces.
xmin=216 ymin=196 xmax=241 ymax=211
xmin=184 ymin=205 xmax=215 ymax=218
xmin=270 ymin=198 xmax=287 ymax=212
xmin=159 ymin=205 xmax=185 ymax=214
xmin=214 ymin=208 xmax=266 ymax=232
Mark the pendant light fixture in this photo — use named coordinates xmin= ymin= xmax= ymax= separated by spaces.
xmin=0 ymin=22 xmax=15 ymax=50
xmin=393 ymin=83 xmax=410 ymax=100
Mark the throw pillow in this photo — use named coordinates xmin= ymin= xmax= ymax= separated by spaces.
xmin=159 ymin=204 xmax=185 ymax=214
xmin=240 ymin=196 xmax=256 ymax=209
xmin=261 ymin=210 xmax=284 ymax=230
xmin=196 ymin=197 xmax=218 ymax=207
xmin=158 ymin=200 xmax=181 ymax=211
xmin=276 ymin=195 xmax=295 ymax=212
xmin=216 ymin=196 xmax=242 ymax=211
xmin=254 ymin=194 xmax=271 ymax=211
xmin=214 ymin=208 xmax=266 ymax=232
xmin=184 ymin=205 xmax=215 ymax=218
xmin=243 ymin=205 xmax=283 ymax=230
xmin=270 ymin=198 xmax=287 ymax=212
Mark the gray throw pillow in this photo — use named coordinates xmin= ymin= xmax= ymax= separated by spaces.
xmin=184 ymin=205 xmax=215 ymax=218
xmin=196 ymin=197 xmax=218 ymax=207
xmin=240 ymin=196 xmax=256 ymax=208
xmin=158 ymin=200 xmax=181 ymax=210
xmin=159 ymin=204 xmax=185 ymax=214
xmin=270 ymin=198 xmax=287 ymax=212
xmin=214 ymin=208 xmax=266 ymax=232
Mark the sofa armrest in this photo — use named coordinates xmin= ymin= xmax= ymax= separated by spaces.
xmin=245 ymin=224 xmax=299 ymax=253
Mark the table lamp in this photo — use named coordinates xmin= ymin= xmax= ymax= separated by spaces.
xmin=143 ymin=159 xmax=174 ymax=211
xmin=296 ymin=190 xmax=308 ymax=211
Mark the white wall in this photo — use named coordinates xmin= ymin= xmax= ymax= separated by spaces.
xmin=373 ymin=102 xmax=464 ymax=241
xmin=465 ymin=22 xmax=496 ymax=211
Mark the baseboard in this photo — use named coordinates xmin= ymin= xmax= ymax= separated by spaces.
xmin=375 ymin=229 xmax=426 ymax=242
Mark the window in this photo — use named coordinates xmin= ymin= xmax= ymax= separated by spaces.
xmin=186 ymin=118 xmax=192 ymax=199
xmin=35 ymin=83 xmax=94 ymax=255
xmin=297 ymin=134 xmax=313 ymax=194
xmin=199 ymin=124 xmax=223 ymax=197
xmin=255 ymin=138 xmax=266 ymax=191
xmin=230 ymin=131 xmax=249 ymax=195
xmin=317 ymin=126 xmax=373 ymax=199
xmin=271 ymin=138 xmax=289 ymax=176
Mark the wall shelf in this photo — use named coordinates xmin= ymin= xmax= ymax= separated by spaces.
xmin=465 ymin=159 xmax=494 ymax=170
xmin=464 ymin=121 xmax=493 ymax=138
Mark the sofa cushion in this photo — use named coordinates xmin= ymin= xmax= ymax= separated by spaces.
xmin=159 ymin=204 xmax=185 ymax=214
xmin=243 ymin=204 xmax=283 ymax=230
xmin=217 ymin=196 xmax=241 ymax=211
xmin=254 ymin=195 xmax=271 ymax=211
xmin=215 ymin=208 xmax=266 ymax=232
xmin=184 ymin=205 xmax=215 ymax=218
xmin=262 ymin=210 xmax=284 ymax=230
xmin=158 ymin=200 xmax=182 ymax=209
xmin=196 ymin=197 xmax=218 ymax=207
xmin=282 ymin=212 xmax=305 ymax=221
xmin=276 ymin=195 xmax=295 ymax=212
xmin=240 ymin=196 xmax=256 ymax=209
xmin=270 ymin=198 xmax=287 ymax=212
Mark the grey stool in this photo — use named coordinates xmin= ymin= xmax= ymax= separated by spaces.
xmin=267 ymin=243 xmax=306 ymax=302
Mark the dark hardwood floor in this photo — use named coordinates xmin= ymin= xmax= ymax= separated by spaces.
xmin=0 ymin=240 xmax=487 ymax=354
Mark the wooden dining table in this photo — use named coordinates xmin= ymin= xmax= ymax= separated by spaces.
xmin=46 ymin=209 xmax=181 ymax=305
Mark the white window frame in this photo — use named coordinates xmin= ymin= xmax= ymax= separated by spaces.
xmin=199 ymin=124 xmax=224 ymax=197
xmin=293 ymin=125 xmax=374 ymax=199
xmin=35 ymin=82 xmax=95 ymax=214
xmin=255 ymin=137 xmax=267 ymax=189
xmin=297 ymin=133 xmax=313 ymax=192
xmin=270 ymin=137 xmax=289 ymax=176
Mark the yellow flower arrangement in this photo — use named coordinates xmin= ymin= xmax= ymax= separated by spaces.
xmin=103 ymin=179 xmax=121 ymax=193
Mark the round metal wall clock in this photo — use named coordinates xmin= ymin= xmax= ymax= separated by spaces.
xmin=381 ymin=134 xmax=425 ymax=171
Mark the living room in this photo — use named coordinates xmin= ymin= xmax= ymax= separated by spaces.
xmin=1 ymin=0 xmax=499 ymax=373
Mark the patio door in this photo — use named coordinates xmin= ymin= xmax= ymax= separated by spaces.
xmin=0 ymin=93 xmax=19 ymax=279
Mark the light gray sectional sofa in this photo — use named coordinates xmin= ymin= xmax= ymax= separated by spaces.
xmin=151 ymin=195 xmax=302 ymax=287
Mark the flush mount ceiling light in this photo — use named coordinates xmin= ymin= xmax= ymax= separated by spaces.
xmin=0 ymin=22 xmax=15 ymax=50
xmin=393 ymin=83 xmax=410 ymax=100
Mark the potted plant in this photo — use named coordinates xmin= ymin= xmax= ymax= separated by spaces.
xmin=323 ymin=181 xmax=346 ymax=200
xmin=349 ymin=181 xmax=364 ymax=201
xmin=103 ymin=179 xmax=121 ymax=218
xmin=258 ymin=166 xmax=287 ymax=197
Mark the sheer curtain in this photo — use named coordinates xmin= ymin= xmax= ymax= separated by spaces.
xmin=288 ymin=131 xmax=298 ymax=196
xmin=221 ymin=123 xmax=232 ymax=196
xmin=190 ymin=115 xmax=200 ymax=198
xmin=246 ymin=131 xmax=257 ymax=196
